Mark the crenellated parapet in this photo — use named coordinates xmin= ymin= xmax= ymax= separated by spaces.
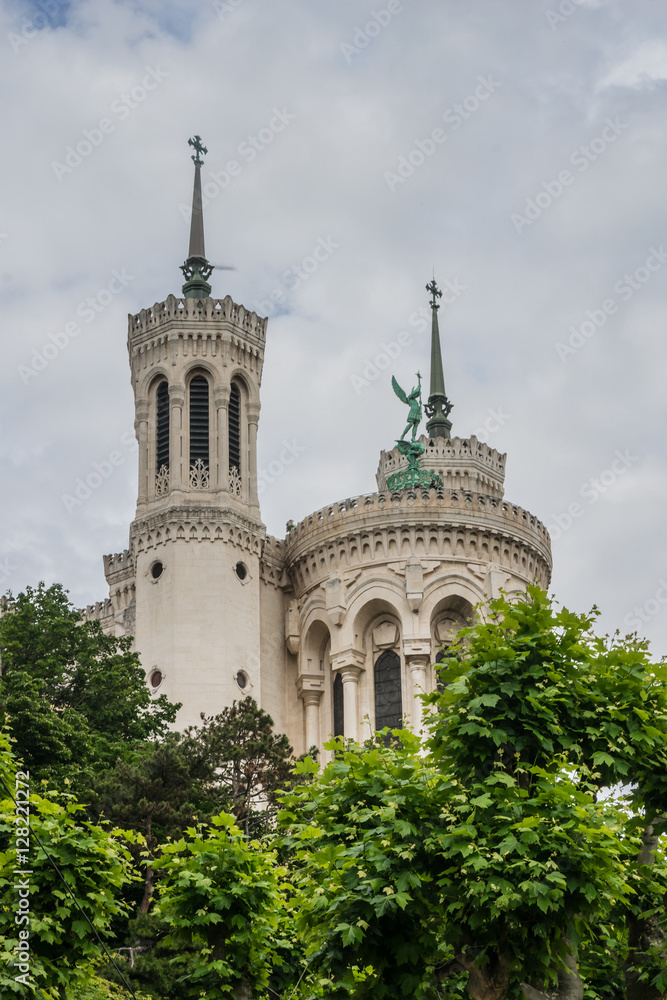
xmin=103 ymin=548 xmax=134 ymax=585
xmin=128 ymin=294 xmax=267 ymax=344
xmin=283 ymin=488 xmax=551 ymax=600
xmin=376 ymin=435 xmax=506 ymax=497
xmin=260 ymin=534 xmax=289 ymax=589
xmin=81 ymin=598 xmax=115 ymax=624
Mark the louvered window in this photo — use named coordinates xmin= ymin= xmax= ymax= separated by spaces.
xmin=189 ymin=376 xmax=210 ymax=467
xmin=156 ymin=381 xmax=169 ymax=471
xmin=229 ymin=382 xmax=241 ymax=474
xmin=333 ymin=672 xmax=344 ymax=737
xmin=374 ymin=650 xmax=402 ymax=732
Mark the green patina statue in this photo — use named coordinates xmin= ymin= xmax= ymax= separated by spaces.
xmin=392 ymin=373 xmax=423 ymax=442
xmin=387 ymin=372 xmax=442 ymax=492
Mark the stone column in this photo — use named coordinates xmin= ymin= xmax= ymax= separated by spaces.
xmin=406 ymin=656 xmax=429 ymax=735
xmin=168 ymin=384 xmax=185 ymax=490
xmin=297 ymin=674 xmax=324 ymax=754
xmin=338 ymin=667 xmax=361 ymax=742
xmin=135 ymin=400 xmax=149 ymax=503
xmin=331 ymin=649 xmax=365 ymax=743
xmin=213 ymin=385 xmax=230 ymax=492
xmin=403 ymin=639 xmax=432 ymax=736
xmin=247 ymin=402 xmax=261 ymax=507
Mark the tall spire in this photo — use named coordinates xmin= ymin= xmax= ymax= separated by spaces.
xmin=424 ymin=277 xmax=453 ymax=438
xmin=180 ymin=136 xmax=214 ymax=299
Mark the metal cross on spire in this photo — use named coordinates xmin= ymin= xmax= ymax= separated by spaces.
xmin=188 ymin=135 xmax=207 ymax=165
xmin=426 ymin=277 xmax=442 ymax=310
xmin=181 ymin=136 xmax=214 ymax=298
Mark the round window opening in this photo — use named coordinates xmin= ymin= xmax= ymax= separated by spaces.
xmin=235 ymin=670 xmax=248 ymax=690
xmin=235 ymin=562 xmax=248 ymax=581
xmin=151 ymin=561 xmax=164 ymax=580
xmin=150 ymin=670 xmax=163 ymax=689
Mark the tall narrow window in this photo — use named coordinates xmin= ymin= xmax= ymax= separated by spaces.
xmin=228 ymin=381 xmax=241 ymax=495
xmin=333 ymin=672 xmax=344 ymax=737
xmin=229 ymin=382 xmax=241 ymax=473
xmin=155 ymin=381 xmax=170 ymax=495
xmin=374 ymin=650 xmax=402 ymax=732
xmin=189 ymin=375 xmax=210 ymax=489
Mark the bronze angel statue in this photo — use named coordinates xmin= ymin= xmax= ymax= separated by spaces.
xmin=392 ymin=373 xmax=423 ymax=442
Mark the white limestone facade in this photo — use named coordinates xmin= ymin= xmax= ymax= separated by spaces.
xmin=82 ymin=283 xmax=552 ymax=757
xmin=80 ymin=147 xmax=551 ymax=756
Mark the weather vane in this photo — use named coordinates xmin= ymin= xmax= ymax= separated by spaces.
xmin=426 ymin=278 xmax=442 ymax=310
xmin=188 ymin=135 xmax=207 ymax=165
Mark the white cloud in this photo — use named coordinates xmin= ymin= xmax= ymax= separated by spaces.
xmin=1 ymin=0 xmax=667 ymax=656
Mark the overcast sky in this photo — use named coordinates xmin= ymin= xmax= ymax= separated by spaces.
xmin=1 ymin=0 xmax=667 ymax=656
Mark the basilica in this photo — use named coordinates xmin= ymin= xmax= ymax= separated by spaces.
xmin=83 ymin=140 xmax=552 ymax=759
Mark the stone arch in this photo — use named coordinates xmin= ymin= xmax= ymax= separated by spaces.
xmin=344 ymin=594 xmax=406 ymax=740
xmin=299 ymin=616 xmax=332 ymax=754
xmin=228 ymin=368 xmax=259 ymax=406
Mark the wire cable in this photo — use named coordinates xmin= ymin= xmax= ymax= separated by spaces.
xmin=0 ymin=775 xmax=138 ymax=1000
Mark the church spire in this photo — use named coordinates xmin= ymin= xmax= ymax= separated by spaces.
xmin=424 ymin=277 xmax=453 ymax=438
xmin=180 ymin=136 xmax=214 ymax=299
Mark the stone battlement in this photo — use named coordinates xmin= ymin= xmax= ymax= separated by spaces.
xmin=128 ymin=293 xmax=268 ymax=342
xmin=103 ymin=548 xmax=134 ymax=584
xmin=81 ymin=598 xmax=115 ymax=623
xmin=283 ymin=487 xmax=551 ymax=597
xmin=376 ymin=435 xmax=506 ymax=498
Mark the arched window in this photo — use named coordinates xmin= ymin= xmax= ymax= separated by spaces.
xmin=189 ymin=375 xmax=209 ymax=488
xmin=333 ymin=672 xmax=344 ymax=737
xmin=374 ymin=650 xmax=402 ymax=732
xmin=435 ymin=648 xmax=450 ymax=694
xmin=156 ymin=381 xmax=169 ymax=472
xmin=229 ymin=381 xmax=241 ymax=476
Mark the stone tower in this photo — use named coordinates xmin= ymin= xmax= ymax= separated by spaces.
xmin=102 ymin=138 xmax=275 ymax=729
xmin=86 ymin=148 xmax=552 ymax=758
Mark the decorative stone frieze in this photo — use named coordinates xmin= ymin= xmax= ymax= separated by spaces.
xmin=283 ymin=488 xmax=551 ymax=600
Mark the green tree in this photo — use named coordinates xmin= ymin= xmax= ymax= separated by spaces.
xmin=154 ymin=813 xmax=290 ymax=1000
xmin=0 ymin=583 xmax=178 ymax=785
xmin=278 ymin=589 xmax=667 ymax=1000
xmin=426 ymin=586 xmax=667 ymax=998
xmin=87 ymin=699 xmax=302 ymax=998
xmin=188 ymin=698 xmax=296 ymax=835
xmin=0 ymin=732 xmax=136 ymax=999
